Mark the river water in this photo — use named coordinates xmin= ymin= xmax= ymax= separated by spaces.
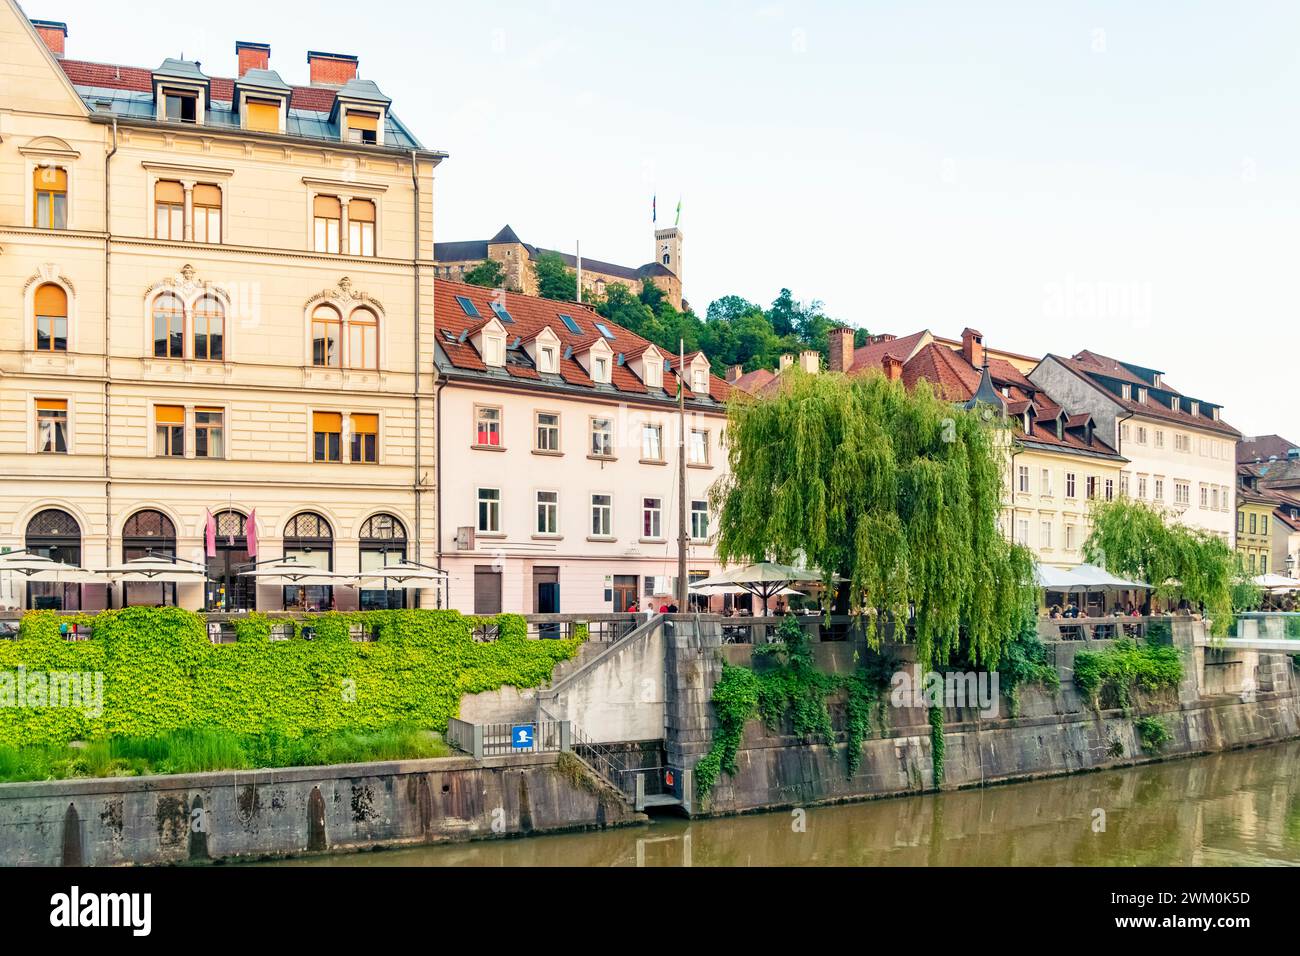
xmin=276 ymin=741 xmax=1300 ymax=866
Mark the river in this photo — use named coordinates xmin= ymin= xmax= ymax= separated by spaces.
xmin=273 ymin=741 xmax=1300 ymax=866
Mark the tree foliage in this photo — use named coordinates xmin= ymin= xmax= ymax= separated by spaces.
xmin=533 ymin=251 xmax=577 ymax=301
xmin=1082 ymin=498 xmax=1252 ymax=635
xmin=462 ymin=258 xmax=506 ymax=289
xmin=711 ymin=369 xmax=1035 ymax=669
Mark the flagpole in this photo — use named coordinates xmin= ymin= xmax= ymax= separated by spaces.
xmin=677 ymin=338 xmax=688 ymax=610
xmin=576 ymin=240 xmax=582 ymax=304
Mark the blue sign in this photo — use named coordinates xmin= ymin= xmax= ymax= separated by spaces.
xmin=511 ymin=724 xmax=535 ymax=749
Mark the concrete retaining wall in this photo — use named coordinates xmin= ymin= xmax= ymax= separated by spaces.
xmin=0 ymin=752 xmax=643 ymax=866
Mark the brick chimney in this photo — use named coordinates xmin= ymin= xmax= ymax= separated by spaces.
xmin=799 ymin=350 xmax=820 ymax=374
xmin=779 ymin=353 xmax=794 ymax=373
xmin=961 ymin=327 xmax=985 ymax=368
xmin=236 ymin=41 xmax=270 ymax=77
xmin=883 ymin=354 xmax=904 ymax=382
xmin=829 ymin=326 xmax=855 ymax=373
xmin=307 ymin=51 xmax=358 ymax=86
xmin=31 ymin=20 xmax=67 ymax=57
xmin=726 ymin=364 xmax=743 ymax=383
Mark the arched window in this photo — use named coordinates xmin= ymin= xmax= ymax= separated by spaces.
xmin=206 ymin=510 xmax=254 ymax=612
xmin=152 ymin=293 xmax=185 ymax=359
xmin=311 ymin=304 xmax=342 ymax=368
xmin=359 ymin=513 xmax=407 ymax=610
xmin=154 ymin=180 xmax=185 ymax=239
xmin=33 ymin=165 xmax=67 ymax=229
xmin=283 ymin=512 xmax=334 ymax=610
xmin=193 ymin=295 xmax=225 ymax=361
xmin=25 ymin=508 xmax=82 ymax=610
xmin=34 ymin=283 xmax=68 ymax=352
xmin=348 ymin=307 xmax=378 ymax=370
xmin=122 ymin=509 xmax=178 ymax=606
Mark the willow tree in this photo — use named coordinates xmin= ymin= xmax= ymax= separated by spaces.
xmin=710 ymin=370 xmax=1034 ymax=669
xmin=1083 ymin=498 xmax=1252 ymax=635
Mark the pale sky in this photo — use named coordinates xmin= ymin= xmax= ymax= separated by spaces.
xmin=34 ymin=0 xmax=1300 ymax=437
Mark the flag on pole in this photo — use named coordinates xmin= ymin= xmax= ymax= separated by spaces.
xmin=204 ymin=509 xmax=216 ymax=558
xmin=247 ymin=509 xmax=258 ymax=558
xmin=652 ymin=194 xmax=657 ymax=223
xmin=675 ymin=197 xmax=682 ymax=226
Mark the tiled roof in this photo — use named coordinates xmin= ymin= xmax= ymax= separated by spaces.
xmin=434 ymin=280 xmax=728 ymax=406
xmin=1238 ymin=434 xmax=1300 ymax=464
xmin=56 ymin=58 xmax=423 ymax=150
xmin=729 ymin=368 xmax=776 ymax=394
xmin=1054 ymin=351 xmax=1240 ymax=437
xmin=432 ymin=224 xmax=672 ymax=280
xmin=847 ymin=330 xmax=930 ymax=373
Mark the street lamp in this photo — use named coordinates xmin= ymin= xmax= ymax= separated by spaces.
xmin=1287 ymin=552 xmax=1296 ymax=578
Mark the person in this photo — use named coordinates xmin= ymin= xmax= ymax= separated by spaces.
xmin=659 ymin=603 xmax=669 ymax=614
xmin=667 ymin=602 xmax=678 ymax=614
xmin=774 ymin=598 xmax=787 ymax=616
xmin=626 ymin=601 xmax=637 ymax=613
xmin=1049 ymin=605 xmax=1062 ymax=619
xmin=722 ymin=605 xmax=734 ymax=618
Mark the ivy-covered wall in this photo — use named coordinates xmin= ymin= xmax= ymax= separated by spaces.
xmin=0 ymin=608 xmax=582 ymax=747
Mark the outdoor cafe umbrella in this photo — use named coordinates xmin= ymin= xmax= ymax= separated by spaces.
xmin=691 ymin=562 xmax=822 ymax=615
xmin=237 ymin=557 xmax=357 ymax=587
xmin=99 ymin=553 xmax=210 ymax=584
xmin=0 ymin=551 xmax=84 ymax=578
xmin=357 ymin=561 xmax=449 ymax=605
xmin=1253 ymin=573 xmax=1299 ymax=593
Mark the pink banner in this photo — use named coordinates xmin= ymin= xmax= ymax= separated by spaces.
xmin=247 ymin=509 xmax=258 ymax=558
xmin=204 ymin=509 xmax=216 ymax=558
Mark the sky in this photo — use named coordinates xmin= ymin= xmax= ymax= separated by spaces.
xmin=33 ymin=0 xmax=1300 ymax=437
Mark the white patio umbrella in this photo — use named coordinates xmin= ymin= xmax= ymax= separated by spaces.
xmin=357 ymin=561 xmax=449 ymax=606
xmin=100 ymin=553 xmax=210 ymax=584
xmin=238 ymin=557 xmax=357 ymax=587
xmin=692 ymin=562 xmax=823 ymax=615
xmin=0 ymin=551 xmax=83 ymax=577
xmin=1253 ymin=573 xmax=1299 ymax=593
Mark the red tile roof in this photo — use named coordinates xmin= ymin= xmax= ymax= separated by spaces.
xmin=434 ymin=280 xmax=730 ymax=405
xmin=847 ymin=330 xmax=930 ymax=373
xmin=58 ymin=58 xmax=341 ymax=112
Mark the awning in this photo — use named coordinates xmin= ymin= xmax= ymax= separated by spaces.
xmin=1034 ymin=562 xmax=1151 ymax=592
xmin=1254 ymin=573 xmax=1299 ymax=592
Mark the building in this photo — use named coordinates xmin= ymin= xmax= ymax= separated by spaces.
xmin=1238 ymin=434 xmax=1300 ymax=465
xmin=0 ymin=6 xmax=444 ymax=611
xmin=434 ymin=223 xmax=684 ymax=310
xmin=433 ymin=278 xmax=728 ymax=614
xmin=1238 ymin=445 xmax=1300 ymax=579
xmin=730 ymin=327 xmax=1128 ymax=566
xmin=1029 ymin=351 xmax=1240 ymax=546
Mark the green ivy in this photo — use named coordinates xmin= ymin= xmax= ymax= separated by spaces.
xmin=1072 ymin=639 xmax=1183 ymax=714
xmin=1134 ymin=715 xmax=1172 ymax=753
xmin=928 ymin=705 xmax=945 ymax=786
xmin=996 ymin=609 xmax=1060 ymax=718
xmin=0 ymin=608 xmax=581 ymax=747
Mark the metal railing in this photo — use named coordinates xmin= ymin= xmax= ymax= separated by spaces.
xmin=445 ymin=717 xmax=571 ymax=759
xmin=1038 ymin=614 xmax=1168 ymax=642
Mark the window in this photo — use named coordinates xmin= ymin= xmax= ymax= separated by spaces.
xmin=455 ymin=295 xmax=480 ymax=318
xmin=1104 ymin=478 xmax=1114 ymax=501
xmin=313 ymin=196 xmax=341 ymax=253
xmin=348 ymin=308 xmax=378 ymax=370
xmin=1119 ymin=473 xmax=1129 ymax=498
xmin=642 ymin=497 xmax=663 ymax=539
xmin=1211 ymin=487 xmax=1219 ymax=511
xmin=313 ymin=411 xmax=342 ymax=462
xmin=152 ymin=293 xmax=185 ymax=359
xmin=1065 ymin=523 xmax=1077 ymax=550
xmin=1065 ymin=472 xmax=1076 ymax=499
xmin=1200 ymin=485 xmax=1209 ymax=509
xmin=475 ymin=406 xmax=502 ymax=447
xmin=1015 ymin=518 xmax=1029 ymax=545
xmin=191 ymin=184 xmax=222 ymax=243
xmin=1239 ymin=512 xmax=1246 ymax=533
xmin=558 ymin=313 xmax=582 ymax=335
xmin=691 ymin=500 xmax=709 ymax=540
xmin=536 ymin=490 xmax=558 ymax=535
xmin=163 ymin=90 xmax=197 ymax=123
xmin=689 ymin=429 xmax=709 ymax=465
xmin=1154 ymin=430 xmax=1164 ymax=449
xmin=693 ymin=368 xmax=708 ymax=394
xmin=34 ymin=283 xmax=68 ymax=352
xmin=477 ymin=488 xmax=500 ymax=533
xmin=591 ymin=494 xmax=612 ymax=537
xmin=595 ymin=322 xmax=615 ymax=340
xmin=1136 ymin=426 xmax=1147 ymax=445
xmin=644 ymin=355 xmax=662 ymax=389
xmin=1121 ymin=384 xmax=1131 ymax=400
xmin=539 ymin=345 xmax=557 ymax=373
xmin=1120 ymin=423 xmax=1130 ymax=442
xmin=36 ymin=399 xmax=68 ymax=453
xmin=154 ymin=180 xmax=185 ymax=239
xmin=483 ymin=335 xmax=505 ymax=367
xmin=311 ymin=305 xmax=342 ymax=367
xmin=593 ymin=356 xmax=610 ymax=383
xmin=1040 ymin=521 xmax=1052 ymax=548
xmin=1250 ymin=513 xmax=1257 ymax=534
xmin=1175 ymin=433 xmax=1190 ymax=453
xmin=345 ymin=110 xmax=379 ymax=145
xmin=1086 ymin=476 xmax=1098 ymax=500
xmin=244 ymin=96 xmax=280 ymax=133
xmin=192 ymin=295 xmax=224 ymax=361
xmin=642 ymin=424 xmax=663 ymax=461
xmin=33 ymin=166 xmax=67 ymax=229
xmin=1174 ymin=481 xmax=1190 ymax=506
xmin=1018 ymin=465 xmax=1030 ymax=493
xmin=1154 ymin=478 xmax=1164 ymax=501
xmin=1040 ymin=468 xmax=1052 ymax=496
xmin=1137 ymin=475 xmax=1147 ymax=499
xmin=348 ymin=199 xmax=375 ymax=256
xmin=351 ymin=413 xmax=378 ymax=463
xmin=490 ymin=301 xmax=514 ymax=324
xmin=195 ymin=407 xmax=224 ymax=458
xmin=535 ymin=412 xmax=559 ymax=452
xmin=154 ymin=405 xmax=185 ymax=456
xmin=591 ymin=418 xmax=614 ymax=457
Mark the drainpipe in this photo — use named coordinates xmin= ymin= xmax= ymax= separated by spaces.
xmin=103 ymin=119 xmax=117 ymax=607
xmin=435 ymin=375 xmax=447 ymax=609
xmin=410 ymin=150 xmax=422 ymax=603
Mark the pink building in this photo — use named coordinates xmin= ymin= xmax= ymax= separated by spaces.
xmin=434 ymin=280 xmax=731 ymax=614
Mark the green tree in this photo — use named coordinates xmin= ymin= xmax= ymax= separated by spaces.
xmin=711 ymin=370 xmax=1034 ymax=669
xmin=1083 ymin=499 xmax=1253 ymax=635
xmin=462 ymin=259 xmax=506 ymax=289
xmin=533 ymin=252 xmax=577 ymax=301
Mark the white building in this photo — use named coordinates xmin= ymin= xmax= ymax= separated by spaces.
xmin=1030 ymin=351 xmax=1240 ymax=545
xmin=433 ymin=280 xmax=731 ymax=614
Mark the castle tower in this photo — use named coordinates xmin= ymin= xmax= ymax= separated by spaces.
xmin=654 ymin=226 xmax=683 ymax=280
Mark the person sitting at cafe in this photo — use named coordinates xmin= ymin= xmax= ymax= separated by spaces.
xmin=1049 ymin=605 xmax=1062 ymax=619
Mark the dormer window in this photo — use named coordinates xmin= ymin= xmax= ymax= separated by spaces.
xmin=1137 ymin=387 xmax=1147 ymax=403
xmin=1121 ymin=384 xmax=1131 ymax=400
xmin=594 ymin=356 xmax=610 ymax=383
xmin=1190 ymin=401 xmax=1200 ymax=417
xmin=163 ymin=89 xmax=198 ymax=123
xmin=484 ymin=335 xmax=505 ymax=367
xmin=346 ymin=111 xmax=379 ymax=145
xmin=692 ymin=368 xmax=708 ymax=394
xmin=645 ymin=357 xmax=663 ymax=389
xmin=1170 ymin=395 xmax=1179 ymax=411
xmin=540 ymin=346 xmax=556 ymax=373
xmin=244 ymin=97 xmax=281 ymax=133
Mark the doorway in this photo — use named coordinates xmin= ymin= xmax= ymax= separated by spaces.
xmin=612 ymin=574 xmax=638 ymax=612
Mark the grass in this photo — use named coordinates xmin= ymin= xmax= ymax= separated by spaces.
xmin=0 ymin=725 xmax=452 ymax=784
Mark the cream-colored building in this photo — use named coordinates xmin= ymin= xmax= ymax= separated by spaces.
xmin=0 ymin=7 xmax=444 ymax=611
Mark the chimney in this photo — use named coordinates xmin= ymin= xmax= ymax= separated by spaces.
xmin=869 ymin=333 xmax=896 ymax=345
xmin=779 ymin=353 xmax=794 ymax=373
xmin=726 ymin=364 xmax=743 ymax=383
xmin=961 ymin=327 xmax=985 ymax=369
xmin=307 ymin=51 xmax=359 ymax=86
xmin=799 ymin=350 xmax=819 ymax=374
xmin=236 ymin=41 xmax=270 ymax=77
xmin=31 ymin=20 xmax=67 ymax=57
xmin=829 ymin=326 xmax=855 ymax=373
xmin=883 ymin=354 xmax=904 ymax=382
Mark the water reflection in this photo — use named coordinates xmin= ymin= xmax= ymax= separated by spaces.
xmin=270 ymin=741 xmax=1300 ymax=867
